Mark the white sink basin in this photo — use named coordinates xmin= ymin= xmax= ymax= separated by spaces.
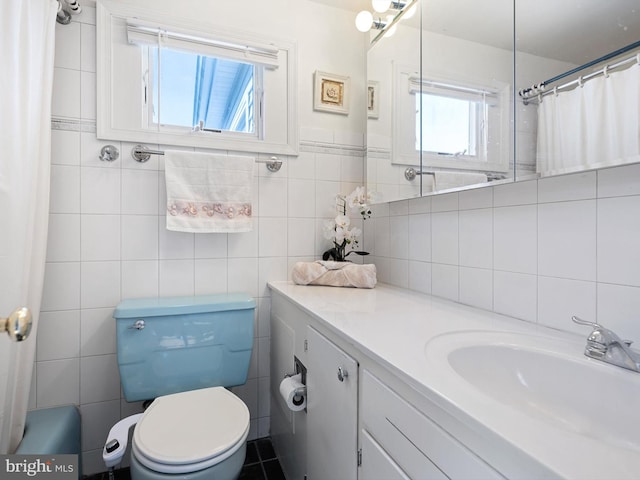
xmin=425 ymin=331 xmax=640 ymax=453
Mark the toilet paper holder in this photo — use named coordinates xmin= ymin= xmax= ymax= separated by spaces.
xmin=285 ymin=356 xmax=307 ymax=386
xmin=280 ymin=357 xmax=308 ymax=412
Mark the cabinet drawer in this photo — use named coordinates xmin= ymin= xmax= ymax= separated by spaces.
xmin=361 ymin=370 xmax=503 ymax=480
xmin=361 ymin=429 xmax=412 ymax=480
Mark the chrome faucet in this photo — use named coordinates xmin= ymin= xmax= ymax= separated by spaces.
xmin=572 ymin=316 xmax=640 ymax=373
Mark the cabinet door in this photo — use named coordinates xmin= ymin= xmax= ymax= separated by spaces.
xmin=306 ymin=326 xmax=358 ymax=480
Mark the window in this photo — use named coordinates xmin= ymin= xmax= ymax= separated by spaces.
xmin=148 ymin=47 xmax=258 ymax=135
xmin=96 ymin=3 xmax=298 ymax=155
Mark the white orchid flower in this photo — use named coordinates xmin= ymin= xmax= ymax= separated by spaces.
xmin=323 ymin=220 xmax=336 ymax=240
xmin=335 ymin=215 xmax=350 ymax=228
xmin=350 ymin=226 xmax=362 ymax=240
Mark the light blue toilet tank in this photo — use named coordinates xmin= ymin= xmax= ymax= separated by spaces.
xmin=114 ymin=293 xmax=255 ymax=402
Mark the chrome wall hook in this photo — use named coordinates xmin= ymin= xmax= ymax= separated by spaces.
xmin=99 ymin=145 xmax=120 ymax=162
xmin=264 ymin=156 xmax=283 ymax=172
xmin=56 ymin=1 xmax=72 ymax=24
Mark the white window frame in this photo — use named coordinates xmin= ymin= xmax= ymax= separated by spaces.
xmin=96 ymin=0 xmax=298 ymax=156
xmin=143 ymin=46 xmax=263 ymax=140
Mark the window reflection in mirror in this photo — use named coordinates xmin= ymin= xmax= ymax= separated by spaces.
xmin=419 ymin=93 xmax=479 ymax=158
xmin=150 ymin=47 xmax=257 ymax=134
xmin=417 ymin=78 xmax=510 ymax=174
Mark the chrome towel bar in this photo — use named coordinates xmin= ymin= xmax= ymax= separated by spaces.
xmin=131 ymin=144 xmax=283 ymax=172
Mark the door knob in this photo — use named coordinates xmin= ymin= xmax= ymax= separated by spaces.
xmin=1 ymin=307 xmax=32 ymax=342
xmin=337 ymin=366 xmax=348 ymax=382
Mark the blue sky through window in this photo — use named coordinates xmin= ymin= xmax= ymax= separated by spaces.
xmin=151 ymin=47 xmax=255 ymax=133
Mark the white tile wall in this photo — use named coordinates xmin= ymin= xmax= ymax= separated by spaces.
xmin=47 ymin=214 xmax=81 ymax=262
xmin=459 ymin=209 xmax=492 ymax=269
xmin=432 ymin=263 xmax=459 ymax=302
xmin=408 ymin=214 xmax=430 ymax=262
xmin=50 ymin=166 xmax=80 ymax=213
xmin=371 ymin=165 xmax=640 ymax=333
xmin=51 ymin=130 xmax=80 ymax=166
xmin=493 ymin=205 xmax=537 ymax=274
xmin=431 ymin=211 xmax=458 ymax=265
xmin=43 ymin=8 xmax=365 ymax=476
xmin=37 ymin=311 xmax=81 ymax=362
xmin=597 ymin=196 xmax=640 ymax=287
xmin=537 ymin=200 xmax=596 ymax=281
xmin=459 ymin=267 xmax=493 ymax=311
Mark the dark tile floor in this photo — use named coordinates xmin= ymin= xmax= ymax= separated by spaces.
xmin=240 ymin=438 xmax=285 ymax=480
xmin=84 ymin=438 xmax=284 ymax=480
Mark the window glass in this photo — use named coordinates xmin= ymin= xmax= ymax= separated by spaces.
xmin=150 ymin=47 xmax=256 ymax=134
xmin=417 ymin=93 xmax=480 ymax=156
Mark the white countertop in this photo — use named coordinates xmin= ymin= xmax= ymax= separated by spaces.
xmin=268 ymin=281 xmax=640 ymax=480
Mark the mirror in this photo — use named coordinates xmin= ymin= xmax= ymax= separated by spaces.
xmin=366 ymin=5 xmax=422 ymax=203
xmin=366 ymin=0 xmax=514 ymax=204
xmin=366 ymin=0 xmax=640 ymax=204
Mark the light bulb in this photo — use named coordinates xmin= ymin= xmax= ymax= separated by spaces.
xmin=384 ymin=15 xmax=397 ymax=37
xmin=372 ymin=0 xmax=391 ymax=13
xmin=355 ymin=10 xmax=374 ymax=32
xmin=401 ymin=3 xmax=417 ymax=19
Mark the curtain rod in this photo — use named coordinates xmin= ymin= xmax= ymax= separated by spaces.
xmin=519 ymin=39 xmax=640 ymax=99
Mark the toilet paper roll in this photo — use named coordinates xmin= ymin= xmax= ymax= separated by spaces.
xmin=279 ymin=374 xmax=306 ymax=412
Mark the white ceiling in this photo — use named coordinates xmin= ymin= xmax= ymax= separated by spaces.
xmin=309 ymin=0 xmax=640 ymax=64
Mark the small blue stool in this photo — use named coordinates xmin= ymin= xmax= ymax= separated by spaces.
xmin=16 ymin=405 xmax=81 ymax=479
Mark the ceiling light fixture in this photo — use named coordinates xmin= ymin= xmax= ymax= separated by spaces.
xmin=354 ymin=0 xmax=417 ymax=40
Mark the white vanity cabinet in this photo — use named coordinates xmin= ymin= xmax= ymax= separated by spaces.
xmin=270 ymin=288 xmax=502 ymax=480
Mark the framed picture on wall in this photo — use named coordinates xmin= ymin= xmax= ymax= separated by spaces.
xmin=314 ymin=71 xmax=350 ymax=115
xmin=367 ymin=81 xmax=379 ymax=119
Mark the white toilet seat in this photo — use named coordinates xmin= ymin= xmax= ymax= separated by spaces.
xmin=132 ymin=387 xmax=250 ymax=474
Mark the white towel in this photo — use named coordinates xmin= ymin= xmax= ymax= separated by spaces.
xmin=165 ymin=151 xmax=254 ymax=233
xmin=291 ymin=261 xmax=377 ymax=289
xmin=432 ymin=171 xmax=487 ymax=191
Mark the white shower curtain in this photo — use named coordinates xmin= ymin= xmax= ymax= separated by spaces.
xmin=0 ymin=0 xmax=57 ymax=454
xmin=536 ymin=63 xmax=640 ymax=176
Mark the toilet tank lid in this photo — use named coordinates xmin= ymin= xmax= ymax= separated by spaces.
xmin=113 ymin=293 xmax=255 ymax=319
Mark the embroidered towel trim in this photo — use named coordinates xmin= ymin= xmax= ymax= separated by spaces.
xmin=165 ymin=151 xmax=254 ymax=233
xmin=291 ymin=261 xmax=377 ymax=289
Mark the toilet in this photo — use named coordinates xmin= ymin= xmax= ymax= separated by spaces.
xmin=103 ymin=293 xmax=255 ymax=480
